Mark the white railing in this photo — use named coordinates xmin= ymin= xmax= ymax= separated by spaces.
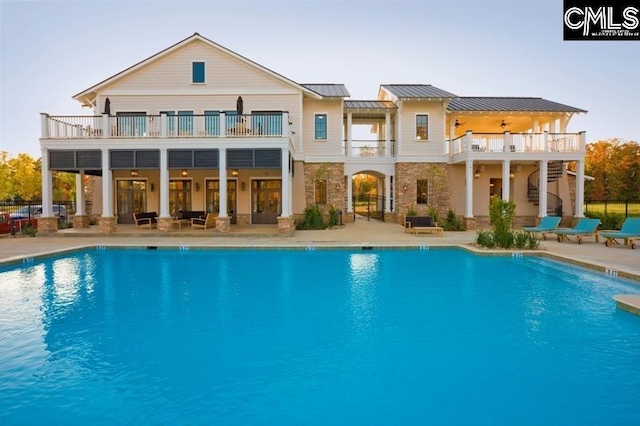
xmin=41 ymin=112 xmax=290 ymax=140
xmin=449 ymin=132 xmax=583 ymax=155
xmin=345 ymin=140 xmax=390 ymax=157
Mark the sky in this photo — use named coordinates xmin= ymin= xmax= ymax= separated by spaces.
xmin=1 ymin=0 xmax=639 ymax=158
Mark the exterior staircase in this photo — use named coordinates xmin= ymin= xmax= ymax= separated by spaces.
xmin=527 ymin=160 xmax=563 ymax=216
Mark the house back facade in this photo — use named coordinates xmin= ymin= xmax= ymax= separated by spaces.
xmin=38 ymin=33 xmax=588 ymax=233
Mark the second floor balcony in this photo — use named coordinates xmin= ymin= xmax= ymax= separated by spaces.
xmin=41 ymin=112 xmax=291 ymax=140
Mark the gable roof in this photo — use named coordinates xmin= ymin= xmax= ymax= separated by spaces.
xmin=302 ymin=84 xmax=350 ymax=97
xmin=73 ymin=33 xmax=322 ymax=106
xmin=447 ymin=97 xmax=587 ymax=113
xmin=344 ymin=100 xmax=397 ymax=110
xmin=380 ymin=84 xmax=457 ymax=99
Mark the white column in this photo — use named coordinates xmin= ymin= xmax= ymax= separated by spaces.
xmin=76 ymin=171 xmax=85 ymax=216
xmin=346 ymin=112 xmax=352 ymax=157
xmin=560 ymin=116 xmax=568 ymax=133
xmin=218 ymin=148 xmax=228 ymax=218
xmin=385 ymin=112 xmax=392 ymax=157
xmin=159 ymin=148 xmax=170 ymax=217
xmin=503 ymin=131 xmax=511 ymax=152
xmin=501 ymin=160 xmax=511 ymax=201
xmin=41 ymin=148 xmax=53 ymax=217
xmin=539 ymin=160 xmax=548 ymax=218
xmin=101 ymin=149 xmax=113 ymax=217
xmin=280 ymin=148 xmax=290 ymax=217
xmin=40 ymin=113 xmax=49 ymax=138
xmin=465 ymin=161 xmax=474 ymax=218
xmin=384 ymin=175 xmax=391 ymax=212
xmin=346 ymin=174 xmax=353 ymax=213
xmin=575 ymin=159 xmax=585 ymax=218
xmin=549 ymin=119 xmax=557 ymax=134
xmin=160 ymin=113 xmax=167 ymax=138
xmin=282 ymin=112 xmax=290 ymax=137
xmin=219 ymin=113 xmax=226 ymax=136
xmin=532 ymin=118 xmax=539 ymax=133
xmin=102 ymin=114 xmax=110 ymax=139
xmin=465 ymin=130 xmax=473 ymax=152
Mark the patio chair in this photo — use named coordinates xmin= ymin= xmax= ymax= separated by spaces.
xmin=553 ymin=218 xmax=601 ymax=244
xmin=191 ymin=213 xmax=216 ymax=230
xmin=599 ymin=217 xmax=640 ymax=249
xmin=522 ymin=216 xmax=562 ymax=240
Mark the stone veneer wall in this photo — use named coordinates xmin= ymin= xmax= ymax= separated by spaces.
xmin=394 ymin=163 xmax=451 ymax=224
xmin=303 ymin=163 xmax=345 ymax=214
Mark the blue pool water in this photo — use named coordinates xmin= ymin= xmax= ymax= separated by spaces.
xmin=1 ymin=248 xmax=639 ymax=425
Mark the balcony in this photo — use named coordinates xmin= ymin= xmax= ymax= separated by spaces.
xmin=448 ymin=131 xmax=585 ymax=162
xmin=41 ymin=113 xmax=291 ymax=140
xmin=344 ymin=140 xmax=394 ymax=158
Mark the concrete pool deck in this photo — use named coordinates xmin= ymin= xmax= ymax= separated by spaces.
xmin=1 ymin=219 xmax=638 ymax=280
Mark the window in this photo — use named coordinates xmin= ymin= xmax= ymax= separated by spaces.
xmin=314 ymin=114 xmax=327 ymax=140
xmin=315 ymin=179 xmax=327 ymax=204
xmin=416 ymin=115 xmax=429 ymax=140
xmin=417 ymin=180 xmax=430 ymax=205
xmin=192 ymin=62 xmax=205 ymax=83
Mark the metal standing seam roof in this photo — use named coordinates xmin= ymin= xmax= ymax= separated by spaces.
xmin=344 ymin=100 xmax=397 ymax=110
xmin=301 ymin=84 xmax=351 ymax=97
xmin=380 ymin=84 xmax=458 ymax=99
xmin=447 ymin=97 xmax=587 ymax=113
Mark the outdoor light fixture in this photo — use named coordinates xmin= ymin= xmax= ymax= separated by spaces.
xmin=474 ymin=169 xmax=481 ymax=179
xmin=181 ymin=169 xmax=188 ymax=177
xmin=195 ymin=182 xmax=200 ymax=192
xmin=130 ymin=169 xmax=138 ymax=177
xmin=403 ymin=184 xmax=408 ymax=193
xmin=150 ymin=183 xmax=155 ymax=192
xmin=335 ymin=183 xmax=340 ymax=191
xmin=230 ymin=169 xmax=239 ymax=177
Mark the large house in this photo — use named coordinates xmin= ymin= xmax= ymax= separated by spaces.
xmin=38 ymin=33 xmax=587 ymax=234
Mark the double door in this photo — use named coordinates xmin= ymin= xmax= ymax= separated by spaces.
xmin=252 ymin=180 xmax=281 ymax=224
xmin=205 ymin=180 xmax=237 ymax=224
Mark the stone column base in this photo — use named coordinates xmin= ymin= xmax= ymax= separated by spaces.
xmin=216 ymin=216 xmax=231 ymax=233
xmin=157 ymin=217 xmax=174 ymax=233
xmin=463 ymin=217 xmax=477 ymax=230
xmin=343 ymin=212 xmax=355 ymax=223
xmin=384 ymin=212 xmax=395 ymax=223
xmin=277 ymin=216 xmax=295 ymax=234
xmin=73 ymin=215 xmax=91 ymax=228
xmin=98 ymin=217 xmax=118 ymax=233
xmin=37 ymin=217 xmax=58 ymax=234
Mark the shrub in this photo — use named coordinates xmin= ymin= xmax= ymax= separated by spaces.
xmin=297 ymin=204 xmax=326 ymax=230
xmin=427 ymin=206 xmax=441 ymax=226
xmin=21 ymin=225 xmax=37 ymax=237
xmin=585 ymin=212 xmax=624 ymax=230
xmin=526 ymin=232 xmax=540 ymax=250
xmin=514 ymin=231 xmax=529 ymax=249
xmin=406 ymin=205 xmax=418 ymax=217
xmin=489 ymin=197 xmax=515 ymax=236
xmin=58 ymin=220 xmax=73 ymax=230
xmin=476 ymin=230 xmax=495 ymax=248
xmin=328 ymin=205 xmax=340 ymax=227
xmin=443 ymin=208 xmax=464 ymax=231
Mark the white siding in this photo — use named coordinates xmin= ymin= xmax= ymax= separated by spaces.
xmin=302 ymin=99 xmax=344 ymax=157
xmin=397 ymin=101 xmax=446 ymax=156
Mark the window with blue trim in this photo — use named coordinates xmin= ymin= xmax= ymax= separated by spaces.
xmin=192 ymin=62 xmax=205 ymax=83
xmin=314 ymin=114 xmax=327 ymax=140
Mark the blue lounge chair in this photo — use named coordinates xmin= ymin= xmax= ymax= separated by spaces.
xmin=522 ymin=216 xmax=562 ymax=240
xmin=553 ymin=218 xmax=601 ymax=244
xmin=599 ymin=217 xmax=640 ymax=249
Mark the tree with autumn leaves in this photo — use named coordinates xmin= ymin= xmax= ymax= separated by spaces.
xmin=582 ymin=139 xmax=640 ymax=201
xmin=0 ymin=151 xmax=77 ymax=202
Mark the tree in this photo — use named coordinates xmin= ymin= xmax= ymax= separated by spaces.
xmin=584 ymin=139 xmax=640 ymax=200
xmin=8 ymin=154 xmax=41 ymax=201
xmin=0 ymin=151 xmax=12 ymax=201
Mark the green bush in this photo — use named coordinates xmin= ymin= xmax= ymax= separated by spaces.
xmin=406 ymin=205 xmax=418 ymax=217
xmin=297 ymin=204 xmax=326 ymax=230
xmin=443 ymin=208 xmax=465 ymax=231
xmin=475 ymin=230 xmax=495 ymax=248
xmin=21 ymin=225 xmax=37 ymax=237
xmin=585 ymin=212 xmax=624 ymax=230
xmin=427 ymin=206 xmax=441 ymax=226
xmin=328 ymin=205 xmax=340 ymax=227
xmin=58 ymin=220 xmax=74 ymax=229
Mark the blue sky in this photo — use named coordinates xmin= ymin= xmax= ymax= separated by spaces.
xmin=1 ymin=0 xmax=638 ymax=157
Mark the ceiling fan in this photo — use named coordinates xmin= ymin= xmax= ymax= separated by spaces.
xmin=500 ymin=119 xmax=512 ymax=129
xmin=454 ymin=119 xmax=466 ymax=128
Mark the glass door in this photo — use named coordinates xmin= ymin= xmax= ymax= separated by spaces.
xmin=251 ymin=180 xmax=281 ymax=224
xmin=117 ymin=180 xmax=147 ymax=224
xmin=205 ymin=179 xmax=237 ymax=224
xmin=169 ymin=180 xmax=192 ymax=217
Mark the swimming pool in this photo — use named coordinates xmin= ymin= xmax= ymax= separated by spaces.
xmin=1 ymin=248 xmax=639 ymax=424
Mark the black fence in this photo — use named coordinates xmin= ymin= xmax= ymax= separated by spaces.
xmin=0 ymin=201 xmax=92 ymax=234
xmin=584 ymin=200 xmax=640 ymax=218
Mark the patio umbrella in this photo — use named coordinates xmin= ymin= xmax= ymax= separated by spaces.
xmin=236 ymin=96 xmax=243 ymax=116
xmin=103 ymin=97 xmax=111 ymax=115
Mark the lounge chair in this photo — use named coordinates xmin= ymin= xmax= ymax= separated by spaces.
xmin=522 ymin=216 xmax=562 ymax=240
xmin=553 ymin=218 xmax=601 ymax=244
xmin=133 ymin=211 xmax=158 ymax=229
xmin=191 ymin=213 xmax=215 ymax=230
xmin=599 ymin=217 xmax=640 ymax=249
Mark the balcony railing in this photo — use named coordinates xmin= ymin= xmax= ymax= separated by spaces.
xmin=344 ymin=140 xmax=394 ymax=158
xmin=41 ymin=112 xmax=290 ymax=140
xmin=449 ymin=131 xmax=584 ymax=155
